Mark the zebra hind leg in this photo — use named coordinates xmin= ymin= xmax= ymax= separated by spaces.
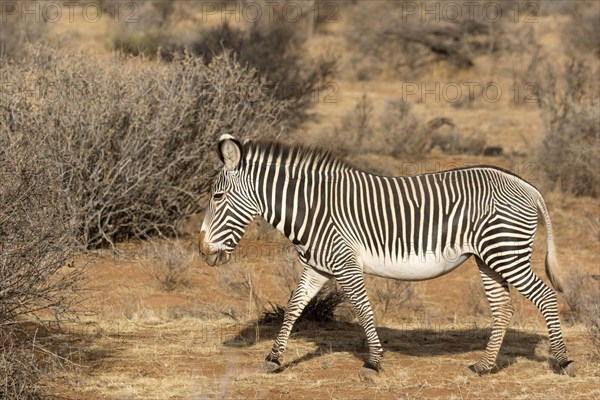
xmin=469 ymin=258 xmax=514 ymax=375
xmin=264 ymin=267 xmax=331 ymax=373
xmin=490 ymin=258 xmax=575 ymax=376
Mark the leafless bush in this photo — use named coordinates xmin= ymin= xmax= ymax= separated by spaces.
xmin=585 ymin=302 xmax=600 ymax=360
xmin=171 ymin=20 xmax=335 ymax=126
xmin=140 ymin=241 xmax=195 ymax=292
xmin=109 ymin=1 xmax=179 ymax=57
xmin=562 ymin=269 xmax=599 ymax=320
xmin=366 ymin=277 xmax=422 ymax=322
xmin=561 ymin=269 xmax=600 ymax=359
xmin=467 ymin=278 xmax=489 ymax=317
xmin=537 ymin=59 xmax=600 ymax=197
xmin=336 ymin=96 xmax=478 ymax=158
xmin=0 ymin=1 xmax=47 ymax=59
xmin=379 ymin=100 xmax=428 ymax=158
xmin=334 ymin=94 xmax=375 ymax=154
xmin=1 ymin=46 xmax=289 ymax=248
xmin=0 ymin=137 xmax=81 ymax=325
xmin=1 ymin=331 xmax=44 ymax=400
xmin=0 ymin=130 xmax=82 ymax=399
xmin=111 ymin=2 xmax=335 ymax=127
xmin=563 ymin=1 xmax=600 ymax=58
xmin=344 ymin=1 xmax=500 ymax=79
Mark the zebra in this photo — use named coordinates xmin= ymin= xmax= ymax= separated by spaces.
xmin=199 ymin=134 xmax=576 ymax=377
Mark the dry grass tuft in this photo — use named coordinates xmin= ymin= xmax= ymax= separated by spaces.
xmin=259 ymin=280 xmax=346 ymax=325
xmin=218 ymin=262 xmax=262 ymax=319
xmin=561 ymin=269 xmax=600 ymax=359
xmin=367 ymin=277 xmax=422 ymax=322
xmin=140 ymin=240 xmax=195 ymax=292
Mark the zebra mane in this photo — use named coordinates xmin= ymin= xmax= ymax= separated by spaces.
xmin=242 ymin=140 xmax=349 ymax=169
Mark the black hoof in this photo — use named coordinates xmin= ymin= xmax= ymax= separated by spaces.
xmin=559 ymin=360 xmax=576 ymax=377
xmin=468 ymin=363 xmax=495 ymax=376
xmin=359 ymin=363 xmax=380 ymax=382
xmin=363 ymin=361 xmax=380 ymax=372
xmin=264 ymin=356 xmax=281 ymax=373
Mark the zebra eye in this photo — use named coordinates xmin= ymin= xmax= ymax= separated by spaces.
xmin=213 ymin=192 xmax=226 ymax=201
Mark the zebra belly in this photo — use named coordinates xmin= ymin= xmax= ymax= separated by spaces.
xmin=358 ymin=247 xmax=470 ymax=281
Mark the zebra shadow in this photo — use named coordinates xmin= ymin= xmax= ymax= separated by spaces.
xmin=224 ymin=320 xmax=547 ymax=373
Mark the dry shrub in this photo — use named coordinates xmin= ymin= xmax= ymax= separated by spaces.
xmin=140 ymin=241 xmax=195 ymax=292
xmin=563 ymin=1 xmax=600 ymax=58
xmin=0 ymin=131 xmax=82 ymax=399
xmin=0 ymin=1 xmax=47 ymax=59
xmin=467 ymin=278 xmax=489 ymax=317
xmin=218 ymin=262 xmax=262 ymax=319
xmin=277 ymin=259 xmax=303 ymax=294
xmin=344 ymin=1 xmax=499 ymax=79
xmin=259 ymin=280 xmax=346 ymax=325
xmin=1 ymin=45 xmax=288 ymax=248
xmin=170 ymin=20 xmax=335 ymax=126
xmin=0 ymin=137 xmax=81 ymax=324
xmin=111 ymin=3 xmax=335 ymax=127
xmin=366 ymin=277 xmax=422 ymax=322
xmin=585 ymin=302 xmax=600 ymax=360
xmin=1 ymin=332 xmax=45 ymax=400
xmin=109 ymin=1 xmax=180 ymax=57
xmin=537 ymin=59 xmax=600 ymax=197
xmin=336 ymin=95 xmax=478 ymax=158
xmin=379 ymin=100 xmax=431 ymax=158
xmin=561 ymin=269 xmax=600 ymax=359
xmin=334 ymin=94 xmax=375 ymax=154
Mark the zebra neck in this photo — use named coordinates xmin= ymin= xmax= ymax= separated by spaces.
xmin=252 ymin=159 xmax=336 ymax=246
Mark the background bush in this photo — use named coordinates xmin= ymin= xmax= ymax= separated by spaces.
xmin=344 ymin=0 xmax=495 ymax=79
xmin=180 ymin=20 xmax=335 ymax=126
xmin=0 ymin=1 xmax=47 ymax=59
xmin=1 ymin=46 xmax=289 ymax=248
xmin=537 ymin=60 xmax=600 ymax=197
xmin=111 ymin=2 xmax=335 ymax=127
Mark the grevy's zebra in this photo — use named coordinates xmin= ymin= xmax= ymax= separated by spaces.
xmin=199 ymin=134 xmax=575 ymax=377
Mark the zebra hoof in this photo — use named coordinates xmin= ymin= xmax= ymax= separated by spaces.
xmin=559 ymin=360 xmax=576 ymax=377
xmin=358 ymin=367 xmax=379 ymax=383
xmin=358 ymin=362 xmax=380 ymax=382
xmin=467 ymin=363 xmax=494 ymax=376
xmin=264 ymin=357 xmax=282 ymax=373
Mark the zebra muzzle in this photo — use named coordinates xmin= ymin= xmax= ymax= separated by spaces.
xmin=204 ymin=250 xmax=230 ymax=266
xmin=199 ymin=231 xmax=231 ymax=266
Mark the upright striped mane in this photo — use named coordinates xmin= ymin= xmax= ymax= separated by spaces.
xmin=242 ymin=140 xmax=348 ymax=169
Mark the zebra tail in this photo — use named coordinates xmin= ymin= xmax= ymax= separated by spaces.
xmin=537 ymin=197 xmax=563 ymax=293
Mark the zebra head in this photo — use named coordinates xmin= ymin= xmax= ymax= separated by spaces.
xmin=199 ymin=134 xmax=259 ymax=266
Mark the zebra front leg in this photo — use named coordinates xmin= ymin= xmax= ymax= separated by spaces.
xmin=264 ymin=267 xmax=331 ymax=372
xmin=335 ymin=266 xmax=383 ymax=378
xmin=469 ymin=259 xmax=514 ymax=374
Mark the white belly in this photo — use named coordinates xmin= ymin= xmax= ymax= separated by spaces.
xmin=358 ymin=246 xmax=470 ymax=281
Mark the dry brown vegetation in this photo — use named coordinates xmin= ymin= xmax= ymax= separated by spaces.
xmin=0 ymin=129 xmax=82 ymax=398
xmin=1 ymin=46 xmax=288 ymax=248
xmin=0 ymin=0 xmax=599 ymax=399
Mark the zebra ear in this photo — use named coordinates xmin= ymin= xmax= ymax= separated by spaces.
xmin=217 ymin=134 xmax=243 ymax=171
